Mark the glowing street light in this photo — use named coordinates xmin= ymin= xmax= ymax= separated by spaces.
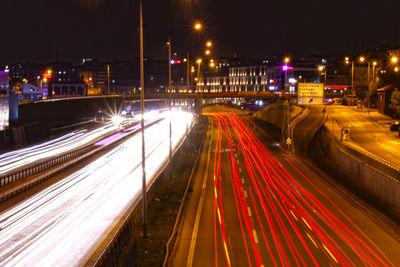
xmin=395 ymin=67 xmax=399 ymax=72
xmin=205 ymin=49 xmax=211 ymax=56
xmin=194 ymin=22 xmax=202 ymax=31
xmin=206 ymin=41 xmax=212 ymax=47
xmin=284 ymin=57 xmax=290 ymax=64
xmin=359 ymin=56 xmax=365 ymax=63
xmin=392 ymin=56 xmax=398 ymax=63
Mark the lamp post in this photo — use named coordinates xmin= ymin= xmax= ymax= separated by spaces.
xmin=107 ymin=64 xmax=110 ymax=94
xmin=167 ymin=37 xmax=172 ymax=182
xmin=345 ymin=57 xmax=355 ymax=106
xmin=359 ymin=56 xmax=371 ymax=114
xmin=283 ymin=57 xmax=291 ymax=150
xmin=139 ymin=0 xmax=147 ymax=238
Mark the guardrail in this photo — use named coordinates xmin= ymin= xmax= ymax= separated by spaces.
xmin=0 ymin=119 xmax=162 ymax=203
xmin=0 ymin=145 xmax=93 ymax=187
xmin=325 ymin=114 xmax=400 ymax=183
xmin=335 ymin=139 xmax=400 ymax=183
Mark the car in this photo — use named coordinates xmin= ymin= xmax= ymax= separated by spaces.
xmin=94 ymin=110 xmax=105 ymax=123
xmin=389 ymin=121 xmax=400 ymax=131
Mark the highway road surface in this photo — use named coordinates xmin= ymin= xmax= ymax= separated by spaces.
xmin=0 ymin=111 xmax=192 ymax=266
xmin=169 ymin=107 xmax=400 ymax=267
xmin=327 ymin=105 xmax=400 ymax=167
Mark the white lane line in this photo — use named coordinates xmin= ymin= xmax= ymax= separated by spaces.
xmin=186 ymin=127 xmax=213 ymax=267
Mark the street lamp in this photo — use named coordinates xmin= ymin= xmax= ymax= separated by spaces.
xmin=345 ymin=57 xmax=355 ymax=106
xmin=205 ymin=49 xmax=211 ymax=56
xmin=318 ymin=65 xmax=327 ymax=84
xmin=194 ymin=22 xmax=202 ymax=31
xmin=139 ymin=0 xmax=147 ymax=238
xmin=359 ymin=56 xmax=374 ymax=114
xmin=206 ymin=41 xmax=212 ymax=47
xmin=196 ymin=59 xmax=202 ymax=93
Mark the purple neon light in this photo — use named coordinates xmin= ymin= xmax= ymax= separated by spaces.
xmin=282 ymin=65 xmax=289 ymax=71
xmin=94 ymin=132 xmax=126 ymax=146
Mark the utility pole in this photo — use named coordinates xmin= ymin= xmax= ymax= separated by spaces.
xmin=139 ymin=0 xmax=147 ymax=238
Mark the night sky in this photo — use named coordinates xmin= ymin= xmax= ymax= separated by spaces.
xmin=1 ymin=0 xmax=400 ymax=65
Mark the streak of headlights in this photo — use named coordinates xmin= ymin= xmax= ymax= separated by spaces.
xmin=0 ymin=111 xmax=193 ymax=266
xmin=0 ymin=110 xmax=167 ymax=176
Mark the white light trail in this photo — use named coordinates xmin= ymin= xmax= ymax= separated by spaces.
xmin=0 ymin=111 xmax=193 ymax=266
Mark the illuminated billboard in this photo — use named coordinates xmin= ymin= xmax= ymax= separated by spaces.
xmin=0 ymin=69 xmax=9 ymax=131
xmin=298 ymin=83 xmax=324 ymax=105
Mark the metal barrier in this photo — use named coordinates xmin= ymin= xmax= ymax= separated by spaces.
xmin=326 ymin=115 xmax=400 ymax=183
xmin=0 ymin=145 xmax=93 ymax=187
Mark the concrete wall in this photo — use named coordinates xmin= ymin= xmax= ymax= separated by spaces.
xmin=314 ymin=126 xmax=400 ymax=220
xmin=255 ymin=101 xmax=303 ymax=129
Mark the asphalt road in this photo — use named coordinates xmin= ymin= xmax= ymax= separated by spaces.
xmin=327 ymin=105 xmax=400 ymax=167
xmin=168 ymin=106 xmax=400 ymax=267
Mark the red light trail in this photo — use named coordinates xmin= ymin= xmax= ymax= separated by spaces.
xmin=204 ymin=111 xmax=394 ymax=267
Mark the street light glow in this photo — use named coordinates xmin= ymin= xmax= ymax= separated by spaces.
xmin=359 ymin=56 xmax=365 ymax=63
xmin=284 ymin=57 xmax=290 ymax=63
xmin=197 ymin=59 xmax=202 ymax=64
xmin=206 ymin=41 xmax=212 ymax=47
xmin=391 ymin=56 xmax=398 ymax=63
xmin=205 ymin=50 xmax=211 ymax=56
xmin=194 ymin=23 xmax=202 ymax=31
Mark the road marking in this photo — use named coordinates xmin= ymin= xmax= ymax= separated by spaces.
xmin=239 ymin=167 xmax=242 ymax=172
xmin=302 ymin=218 xmax=312 ymax=230
xmin=306 ymin=233 xmax=318 ymax=248
xmin=241 ymin=178 xmax=245 ymax=184
xmin=252 ymin=230 xmax=259 ymax=243
xmin=217 ymin=207 xmax=222 ymax=225
xmin=223 ymin=241 xmax=232 ymax=266
xmin=290 ymin=210 xmax=298 ymax=221
xmin=247 ymin=207 xmax=252 ymax=217
xmin=187 ymin=130 xmax=213 ymax=267
xmin=323 ymin=244 xmax=338 ymax=264
xmin=243 ymin=190 xmax=248 ymax=198
xmin=214 ymin=188 xmax=217 ymax=199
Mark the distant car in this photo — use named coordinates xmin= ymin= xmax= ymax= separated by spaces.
xmin=390 ymin=121 xmax=400 ymax=131
xmin=94 ymin=110 xmax=105 ymax=123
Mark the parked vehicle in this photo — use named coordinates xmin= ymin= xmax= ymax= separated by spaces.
xmin=390 ymin=121 xmax=400 ymax=131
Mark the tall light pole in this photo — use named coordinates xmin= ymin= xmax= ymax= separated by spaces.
xmin=107 ymin=64 xmax=110 ymax=94
xmin=283 ymin=57 xmax=291 ymax=150
xmin=345 ymin=57 xmax=355 ymax=106
xmin=139 ymin=0 xmax=147 ymax=238
xmin=167 ymin=37 xmax=172 ymax=182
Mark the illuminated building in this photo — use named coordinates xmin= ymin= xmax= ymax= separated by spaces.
xmin=0 ymin=67 xmax=9 ymax=131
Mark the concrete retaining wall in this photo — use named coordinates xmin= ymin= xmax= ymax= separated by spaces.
xmin=314 ymin=126 xmax=400 ymax=220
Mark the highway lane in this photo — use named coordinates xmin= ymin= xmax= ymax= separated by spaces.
xmin=0 ymin=111 xmax=193 ymax=266
xmin=169 ymin=108 xmax=400 ymax=266
xmin=327 ymin=105 xmax=400 ymax=166
xmin=0 ymin=110 xmax=167 ymax=176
